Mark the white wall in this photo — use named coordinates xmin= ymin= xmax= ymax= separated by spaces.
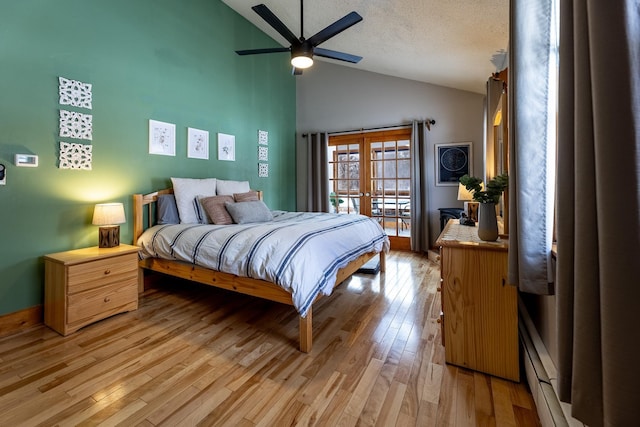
xmin=296 ymin=61 xmax=486 ymax=247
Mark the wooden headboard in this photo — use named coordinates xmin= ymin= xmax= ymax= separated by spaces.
xmin=132 ymin=189 xmax=264 ymax=244
xmin=132 ymin=188 xmax=174 ymax=243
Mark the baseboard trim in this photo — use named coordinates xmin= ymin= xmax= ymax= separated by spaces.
xmin=0 ymin=305 xmax=43 ymax=338
xmin=519 ymin=298 xmax=584 ymax=427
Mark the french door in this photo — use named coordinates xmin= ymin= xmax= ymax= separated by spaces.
xmin=328 ymin=129 xmax=412 ymax=250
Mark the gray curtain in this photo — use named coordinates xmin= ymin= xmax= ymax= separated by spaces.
xmin=410 ymin=120 xmax=430 ymax=252
xmin=556 ymin=1 xmax=640 ymax=426
xmin=305 ymin=132 xmax=330 ymax=212
xmin=508 ymin=0 xmax=557 ymax=295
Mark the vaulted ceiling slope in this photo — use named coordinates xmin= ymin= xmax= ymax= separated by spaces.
xmin=223 ymin=0 xmax=509 ymax=94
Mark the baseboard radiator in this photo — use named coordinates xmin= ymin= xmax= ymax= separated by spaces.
xmin=519 ymin=299 xmax=584 ymax=427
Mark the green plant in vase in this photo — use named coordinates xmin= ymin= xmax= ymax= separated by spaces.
xmin=459 ymin=173 xmax=508 ymax=241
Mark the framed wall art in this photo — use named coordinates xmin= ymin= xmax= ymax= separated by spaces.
xmin=435 ymin=142 xmax=472 ymax=186
xmin=187 ymin=127 xmax=209 ymax=159
xmin=149 ymin=120 xmax=176 ymax=156
xmin=217 ymin=133 xmax=235 ymax=161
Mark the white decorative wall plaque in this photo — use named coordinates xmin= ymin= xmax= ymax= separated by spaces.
xmin=59 ymin=110 xmax=93 ymax=140
xmin=187 ymin=127 xmax=209 ymax=159
xmin=258 ymin=162 xmax=269 ymax=178
xmin=149 ymin=119 xmax=176 ymax=156
xmin=58 ymin=76 xmax=92 ymax=109
xmin=59 ymin=142 xmax=92 ymax=170
xmin=258 ymin=130 xmax=268 ymax=145
xmin=258 ymin=146 xmax=268 ymax=161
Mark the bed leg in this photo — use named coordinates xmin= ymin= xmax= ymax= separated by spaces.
xmin=299 ymin=308 xmax=312 ymax=353
xmin=379 ymin=251 xmax=386 ymax=273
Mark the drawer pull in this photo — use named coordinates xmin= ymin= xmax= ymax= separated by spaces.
xmin=437 ymin=287 xmax=441 ymax=292
xmin=436 ymin=318 xmax=442 ymax=324
xmin=104 ymin=297 xmax=111 ymax=303
xmin=104 ymin=269 xmax=111 ymax=275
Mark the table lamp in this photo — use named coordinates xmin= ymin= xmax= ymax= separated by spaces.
xmin=457 ymin=183 xmax=480 ymax=222
xmin=92 ymin=203 xmax=126 ymax=248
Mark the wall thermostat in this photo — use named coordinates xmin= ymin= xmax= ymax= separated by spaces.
xmin=15 ymin=154 xmax=38 ymax=167
xmin=0 ymin=164 xmax=5 ymax=185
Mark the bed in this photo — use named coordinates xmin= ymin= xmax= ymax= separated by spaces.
xmin=132 ymin=186 xmax=389 ymax=353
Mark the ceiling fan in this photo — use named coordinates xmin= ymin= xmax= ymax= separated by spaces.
xmin=235 ymin=0 xmax=363 ymax=75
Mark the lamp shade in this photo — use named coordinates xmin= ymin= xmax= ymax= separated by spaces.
xmin=92 ymin=203 xmax=126 ymax=226
xmin=457 ymin=183 xmax=474 ymax=201
xmin=457 ymin=182 xmax=484 ymax=201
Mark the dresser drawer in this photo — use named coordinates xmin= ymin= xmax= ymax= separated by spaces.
xmin=67 ymin=253 xmax=138 ymax=294
xmin=67 ymin=277 xmax=138 ymax=325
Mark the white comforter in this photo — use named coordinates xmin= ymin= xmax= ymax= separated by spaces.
xmin=137 ymin=211 xmax=389 ymax=317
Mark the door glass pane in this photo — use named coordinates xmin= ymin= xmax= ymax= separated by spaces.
xmin=330 ymin=143 xmax=360 ymax=214
xmin=397 ymin=159 xmax=410 ymax=179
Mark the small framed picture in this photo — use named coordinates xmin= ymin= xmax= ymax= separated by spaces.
xmin=218 ymin=133 xmax=235 ymax=161
xmin=435 ymin=142 xmax=472 ymax=186
xmin=149 ymin=120 xmax=176 ymax=156
xmin=187 ymin=127 xmax=209 ymax=159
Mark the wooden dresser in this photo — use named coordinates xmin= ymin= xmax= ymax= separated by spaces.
xmin=44 ymin=244 xmax=140 ymax=335
xmin=436 ymin=220 xmax=519 ymax=381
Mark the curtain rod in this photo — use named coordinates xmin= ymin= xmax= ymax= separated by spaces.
xmin=302 ymin=119 xmax=435 ymax=137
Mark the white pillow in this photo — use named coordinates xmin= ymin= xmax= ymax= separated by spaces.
xmin=171 ymin=177 xmax=217 ymax=224
xmin=216 ymin=179 xmax=250 ymax=196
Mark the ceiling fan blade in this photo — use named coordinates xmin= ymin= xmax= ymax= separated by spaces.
xmin=236 ymin=47 xmax=290 ymax=56
xmin=252 ymin=4 xmax=299 ymax=46
xmin=292 ymin=67 xmax=303 ymax=76
xmin=314 ymin=47 xmax=362 ymax=64
xmin=307 ymin=11 xmax=363 ymax=47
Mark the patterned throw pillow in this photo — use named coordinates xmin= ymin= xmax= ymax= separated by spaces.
xmin=199 ymin=195 xmax=234 ymax=225
xmin=233 ymin=190 xmax=259 ymax=202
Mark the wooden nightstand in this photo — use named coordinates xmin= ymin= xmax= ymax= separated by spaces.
xmin=44 ymin=244 xmax=140 ymax=335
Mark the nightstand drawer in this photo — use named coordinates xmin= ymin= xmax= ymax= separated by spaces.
xmin=67 ymin=253 xmax=138 ymax=294
xmin=67 ymin=278 xmax=138 ymax=324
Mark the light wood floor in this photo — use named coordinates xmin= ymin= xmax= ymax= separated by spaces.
xmin=0 ymin=251 xmax=540 ymax=426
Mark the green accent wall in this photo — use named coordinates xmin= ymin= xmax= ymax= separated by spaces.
xmin=0 ymin=0 xmax=296 ymax=316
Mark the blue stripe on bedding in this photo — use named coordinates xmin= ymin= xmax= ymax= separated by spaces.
xmin=274 ymin=216 xmax=370 ymax=285
xmin=170 ymin=225 xmax=202 ymax=260
xmin=297 ymin=233 xmax=388 ymax=316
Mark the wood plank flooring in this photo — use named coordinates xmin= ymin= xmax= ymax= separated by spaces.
xmin=0 ymin=250 xmax=540 ymax=426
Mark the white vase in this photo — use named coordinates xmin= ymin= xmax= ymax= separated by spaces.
xmin=477 ymin=203 xmax=499 ymax=241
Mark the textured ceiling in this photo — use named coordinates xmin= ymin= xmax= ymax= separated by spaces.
xmin=222 ymin=0 xmax=509 ymax=94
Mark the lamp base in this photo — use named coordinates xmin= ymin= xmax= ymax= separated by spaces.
xmin=464 ymin=202 xmax=480 ymax=222
xmin=98 ymin=225 xmax=120 ymax=248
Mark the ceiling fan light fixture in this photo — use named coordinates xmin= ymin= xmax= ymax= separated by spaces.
xmin=291 ymin=54 xmax=313 ymax=69
xmin=291 ymin=43 xmax=314 ymax=69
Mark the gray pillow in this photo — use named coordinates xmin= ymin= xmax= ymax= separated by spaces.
xmin=225 ymin=200 xmax=273 ymax=224
xmin=157 ymin=194 xmax=180 ymax=224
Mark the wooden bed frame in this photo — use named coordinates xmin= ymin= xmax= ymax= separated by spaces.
xmin=132 ymin=189 xmax=386 ymax=353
